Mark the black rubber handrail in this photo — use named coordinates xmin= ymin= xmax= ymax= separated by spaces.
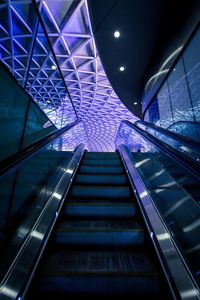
xmin=135 ymin=120 xmax=200 ymax=148
xmin=120 ymin=120 xmax=200 ymax=179
xmin=0 ymin=120 xmax=80 ymax=178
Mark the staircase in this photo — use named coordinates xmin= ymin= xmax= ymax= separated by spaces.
xmin=27 ymin=152 xmax=169 ymax=298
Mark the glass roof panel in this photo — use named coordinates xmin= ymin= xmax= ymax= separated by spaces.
xmin=0 ymin=0 xmax=138 ymax=151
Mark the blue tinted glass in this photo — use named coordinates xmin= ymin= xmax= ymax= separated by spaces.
xmin=157 ymin=82 xmax=173 ymax=128
xmin=0 ymin=173 xmax=16 ymax=231
xmin=22 ymin=101 xmax=56 ymax=148
xmin=183 ymin=28 xmax=200 ymax=121
xmin=0 ymin=64 xmax=29 ymax=161
xmin=149 ymin=97 xmax=160 ymax=124
xmin=10 ymin=148 xmax=51 ymax=218
xmin=168 ymin=59 xmax=194 ymax=123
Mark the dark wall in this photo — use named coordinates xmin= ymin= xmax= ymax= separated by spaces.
xmin=142 ymin=0 xmax=200 ymax=115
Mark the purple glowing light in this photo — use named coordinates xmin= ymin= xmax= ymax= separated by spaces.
xmin=0 ymin=0 xmax=138 ymax=152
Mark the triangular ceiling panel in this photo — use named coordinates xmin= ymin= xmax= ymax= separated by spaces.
xmin=62 ymin=5 xmax=89 ymax=34
xmin=11 ymin=9 xmax=31 ymax=35
xmin=63 ymin=36 xmax=88 ymax=52
xmin=0 ymin=0 xmax=137 ymax=151
xmin=11 ymin=3 xmax=37 ymax=31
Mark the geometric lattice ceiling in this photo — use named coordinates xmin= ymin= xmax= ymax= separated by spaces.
xmin=0 ymin=0 xmax=138 ymax=151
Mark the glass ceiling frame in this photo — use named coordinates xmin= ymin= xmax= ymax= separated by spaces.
xmin=0 ymin=0 xmax=138 ymax=151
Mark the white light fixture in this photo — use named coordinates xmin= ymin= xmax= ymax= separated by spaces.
xmin=114 ymin=31 xmax=120 ymax=38
xmin=134 ymin=102 xmax=137 ymax=105
xmin=119 ymin=66 xmax=125 ymax=72
xmin=51 ymin=65 xmax=56 ymax=70
xmin=53 ymin=192 xmax=62 ymax=200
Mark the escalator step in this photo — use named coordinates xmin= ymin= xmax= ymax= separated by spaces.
xmin=35 ymin=250 xmax=160 ymax=296
xmin=55 ymin=220 xmax=144 ymax=247
xmin=82 ymin=159 xmax=121 ymax=167
xmin=74 ymin=174 xmax=128 ymax=185
xmin=65 ymin=201 xmax=137 ymax=218
xmin=84 ymin=152 xmax=119 ymax=160
xmin=79 ymin=165 xmax=124 ymax=174
xmin=69 ymin=186 xmax=131 ymax=200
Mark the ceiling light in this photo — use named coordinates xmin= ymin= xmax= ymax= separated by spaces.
xmin=114 ymin=31 xmax=120 ymax=38
xmin=119 ymin=66 xmax=125 ymax=72
xmin=134 ymin=102 xmax=137 ymax=105
xmin=51 ymin=65 xmax=56 ymax=70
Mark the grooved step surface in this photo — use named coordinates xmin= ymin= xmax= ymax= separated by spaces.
xmin=55 ymin=220 xmax=145 ymax=247
xmin=27 ymin=151 xmax=167 ymax=298
xmin=38 ymin=250 xmax=159 ymax=276
xmin=36 ymin=251 xmax=161 ymax=296
xmin=65 ymin=202 xmax=137 ymax=218
xmin=70 ymin=186 xmax=131 ymax=200
xmin=74 ymin=174 xmax=127 ymax=185
xmin=79 ymin=165 xmax=124 ymax=174
xmin=82 ymin=159 xmax=122 ymax=166
xmin=57 ymin=220 xmax=143 ymax=230
xmin=84 ymin=152 xmax=119 ymax=160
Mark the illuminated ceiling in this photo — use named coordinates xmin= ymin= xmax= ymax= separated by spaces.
xmin=0 ymin=0 xmax=137 ymax=151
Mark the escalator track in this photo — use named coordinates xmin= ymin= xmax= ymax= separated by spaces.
xmin=26 ymin=151 xmax=171 ymax=299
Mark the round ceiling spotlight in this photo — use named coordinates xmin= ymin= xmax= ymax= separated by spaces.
xmin=134 ymin=102 xmax=138 ymax=105
xmin=119 ymin=66 xmax=125 ymax=72
xmin=51 ymin=65 xmax=57 ymax=70
xmin=114 ymin=31 xmax=120 ymax=38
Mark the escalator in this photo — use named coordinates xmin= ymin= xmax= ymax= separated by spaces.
xmin=0 ymin=120 xmax=200 ymax=299
xmin=26 ymin=151 xmax=171 ymax=298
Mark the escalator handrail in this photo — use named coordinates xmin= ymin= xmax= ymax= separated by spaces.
xmin=136 ymin=120 xmax=200 ymax=148
xmin=0 ymin=120 xmax=80 ymax=178
xmin=0 ymin=143 xmax=85 ymax=300
xmin=118 ymin=120 xmax=200 ymax=179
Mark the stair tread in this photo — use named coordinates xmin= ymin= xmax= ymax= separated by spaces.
xmin=56 ymin=220 xmax=143 ymax=231
xmin=66 ymin=199 xmax=134 ymax=205
xmin=74 ymin=174 xmax=127 ymax=185
xmin=82 ymin=159 xmax=121 ymax=166
xmin=76 ymin=174 xmax=126 ymax=178
xmin=39 ymin=250 xmax=158 ymax=276
xmin=71 ymin=185 xmax=130 ymax=189
xmin=69 ymin=186 xmax=131 ymax=200
xmin=65 ymin=201 xmax=137 ymax=218
xmin=79 ymin=165 xmax=124 ymax=174
xmin=84 ymin=152 xmax=119 ymax=158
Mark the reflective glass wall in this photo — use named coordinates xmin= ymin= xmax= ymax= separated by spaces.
xmin=0 ymin=0 xmax=77 ymax=129
xmin=115 ymin=122 xmax=200 ymax=288
xmin=0 ymin=62 xmax=56 ymax=161
xmin=0 ymin=129 xmax=73 ymax=281
xmin=144 ymin=24 xmax=200 ymax=142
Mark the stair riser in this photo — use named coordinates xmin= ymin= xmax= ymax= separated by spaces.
xmin=64 ymin=205 xmax=137 ymax=218
xmin=79 ymin=166 xmax=124 ymax=174
xmin=55 ymin=231 xmax=145 ymax=247
xmin=84 ymin=153 xmax=119 ymax=160
xmin=70 ymin=187 xmax=131 ymax=200
xmin=74 ymin=175 xmax=127 ymax=185
xmin=38 ymin=276 xmax=160 ymax=296
xmin=82 ymin=160 xmax=121 ymax=166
